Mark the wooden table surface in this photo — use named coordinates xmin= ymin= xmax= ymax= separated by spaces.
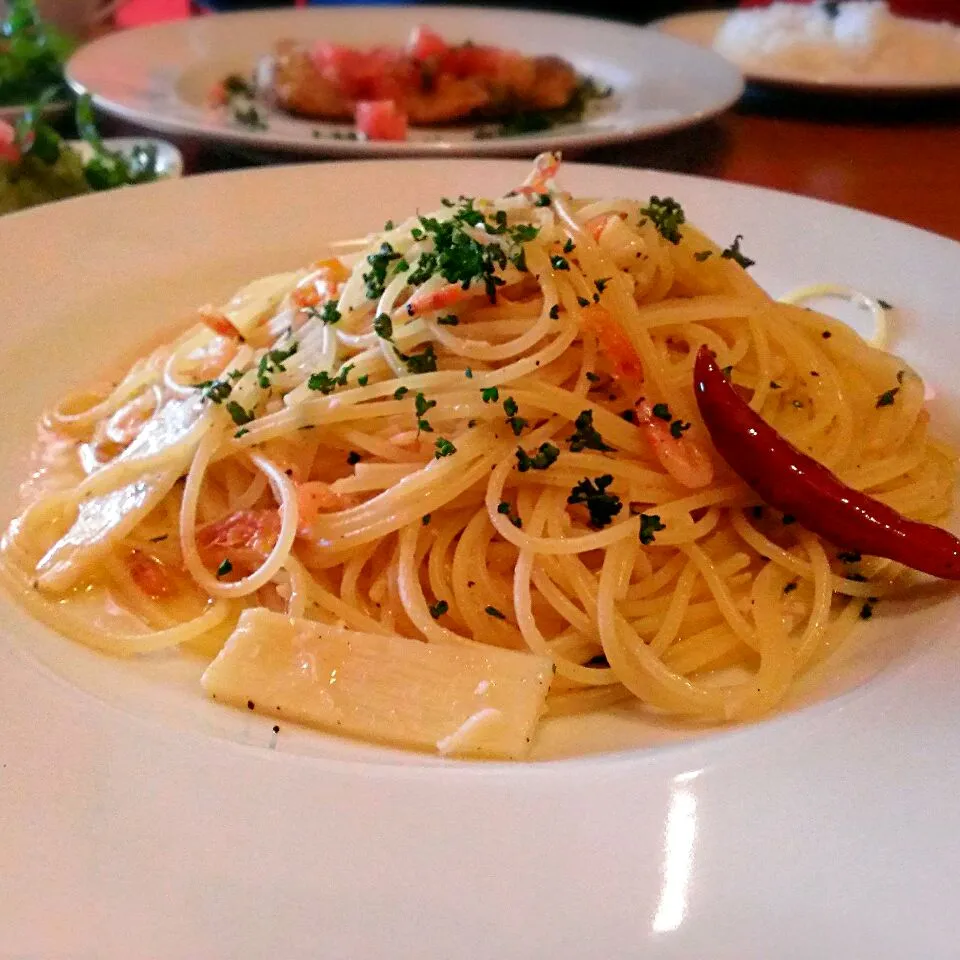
xmin=589 ymin=92 xmax=960 ymax=242
xmin=168 ymin=90 xmax=960 ymax=243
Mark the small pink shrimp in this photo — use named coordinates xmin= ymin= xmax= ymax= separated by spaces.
xmin=197 ymin=510 xmax=281 ymax=576
xmin=579 ymin=304 xmax=645 ymax=387
xmin=580 ymin=304 xmax=714 ymax=488
xmin=584 ymin=213 xmax=621 ymax=242
xmin=517 ymin=151 xmax=561 ymax=196
xmin=127 ymin=549 xmax=178 ymax=600
xmin=90 ymin=389 xmax=160 ymax=459
xmin=635 ymin=399 xmax=714 ymax=490
xmin=402 ymin=282 xmax=473 ymax=318
xmin=296 ymin=481 xmax=358 ymax=536
xmin=198 ymin=306 xmax=240 ymax=339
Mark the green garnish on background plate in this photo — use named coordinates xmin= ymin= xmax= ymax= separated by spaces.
xmin=0 ymin=94 xmax=166 ymax=214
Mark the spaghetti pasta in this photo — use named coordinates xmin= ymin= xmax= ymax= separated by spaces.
xmin=2 ymin=154 xmax=955 ymax=757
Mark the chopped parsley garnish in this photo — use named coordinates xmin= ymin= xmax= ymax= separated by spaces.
xmin=434 ymin=437 xmax=457 ymax=458
xmin=638 ymin=513 xmax=666 ymax=545
xmin=534 ymin=193 xmax=552 ymax=207
xmin=563 ymin=238 xmax=575 ymax=254
xmin=373 ymin=313 xmax=393 ymax=339
xmin=878 ymin=298 xmax=893 ymax=310
xmin=464 ymin=367 xmax=473 ymax=379
xmin=694 ymin=250 xmax=713 ymax=262
xmin=651 ymin=403 xmax=672 ymax=421
xmin=357 ymin=374 xmax=369 ymax=386
xmin=640 ymin=196 xmax=685 ymax=244
xmin=515 ymin=443 xmax=560 ymax=472
xmin=393 ymin=386 xmax=409 ymax=400
xmin=346 ymin=451 xmax=362 ymax=465
xmin=549 ymin=304 xmax=560 ymax=320
xmin=896 ymin=369 xmax=905 ymax=384
xmin=860 ymin=602 xmax=874 ymax=620
xmin=429 ymin=599 xmax=449 ymax=619
xmin=234 ymin=428 xmax=249 ymax=439
xmin=784 ymin=581 xmax=798 ymax=594
xmin=577 ymin=296 xmax=590 ymax=308
xmin=481 ymin=386 xmax=500 ymax=403
xmin=396 ymin=343 xmax=438 ymax=374
xmin=384 ymin=219 xmax=395 ymax=231
xmin=497 ymin=500 xmax=523 ymax=528
xmin=567 ymin=409 xmax=614 ymax=452
xmin=782 ymin=514 xmax=797 ymax=525
xmin=503 ymin=397 xmax=527 ymax=436
xmin=485 ymin=606 xmax=506 ymax=620
xmin=225 ymin=401 xmax=255 ymax=426
xmin=567 ymin=475 xmax=622 ymax=529
xmin=876 ymin=387 xmax=899 ymax=408
xmin=406 ymin=199 xmax=538 ymax=304
xmin=216 ymin=558 xmax=233 ymax=578
xmin=669 ymin=419 xmax=691 ymax=439
xmin=847 ymin=572 xmax=868 ymax=582
xmin=770 ymin=380 xmax=782 ymax=390
xmin=307 ymin=363 xmax=354 ymax=395
xmin=363 ymin=243 xmax=402 ymax=300
xmin=551 ymin=255 xmax=570 ymax=271
xmin=315 ymin=301 xmax=341 ymax=324
xmin=720 ymin=234 xmax=755 ymax=269
xmin=256 ymin=341 xmax=298 ymax=388
xmin=437 ymin=314 xmax=459 ymax=326
xmin=619 ymin=409 xmax=637 ymax=424
xmin=231 ymin=102 xmax=267 ymax=130
xmin=837 ymin=550 xmax=862 ymax=563
xmin=585 ymin=372 xmax=601 ymax=383
xmin=415 ymin=392 xmax=436 ymax=434
xmin=421 ymin=514 xmax=431 ymax=526
xmin=202 ymin=379 xmax=233 ymax=403
xmin=595 ymin=278 xmax=610 ymax=293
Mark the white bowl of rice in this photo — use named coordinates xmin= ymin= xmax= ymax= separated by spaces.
xmin=659 ymin=1 xmax=960 ymax=92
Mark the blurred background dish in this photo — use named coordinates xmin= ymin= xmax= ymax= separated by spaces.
xmin=656 ymin=1 xmax=960 ymax=94
xmin=64 ymin=5 xmax=745 ymax=156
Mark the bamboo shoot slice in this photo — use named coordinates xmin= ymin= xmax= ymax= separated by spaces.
xmin=201 ymin=609 xmax=553 ymax=759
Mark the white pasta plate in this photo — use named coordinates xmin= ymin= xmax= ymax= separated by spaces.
xmin=655 ymin=9 xmax=960 ymax=95
xmin=64 ymin=5 xmax=743 ymax=157
xmin=2 ymin=159 xmax=959 ymax=957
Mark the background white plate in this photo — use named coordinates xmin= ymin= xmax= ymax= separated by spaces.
xmin=656 ymin=9 xmax=960 ymax=95
xmin=65 ymin=6 xmax=744 ymax=157
xmin=2 ymin=160 xmax=959 ymax=957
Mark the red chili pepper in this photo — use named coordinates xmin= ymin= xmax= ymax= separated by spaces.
xmin=692 ymin=345 xmax=960 ymax=580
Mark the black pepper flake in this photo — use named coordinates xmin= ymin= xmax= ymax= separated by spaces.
xmin=272 ymin=724 xmax=280 ymax=733
xmin=783 ymin=582 xmax=798 ymax=594
xmin=822 ymin=331 xmax=832 ymax=339
xmin=782 ymin=514 xmax=796 ymax=525
xmin=860 ymin=602 xmax=874 ymax=620
xmin=247 ymin=700 xmax=255 ymax=710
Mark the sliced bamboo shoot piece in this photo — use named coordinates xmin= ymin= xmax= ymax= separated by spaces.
xmin=201 ymin=609 xmax=553 ymax=759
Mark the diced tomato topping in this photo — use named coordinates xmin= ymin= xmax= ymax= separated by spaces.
xmin=407 ymin=25 xmax=448 ymax=61
xmin=355 ymin=100 xmax=408 ymax=142
xmin=442 ymin=44 xmax=507 ymax=78
xmin=0 ymin=120 xmax=20 ymax=165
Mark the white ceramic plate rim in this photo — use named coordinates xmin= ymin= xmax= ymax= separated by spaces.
xmin=2 ymin=160 xmax=960 ymax=958
xmin=655 ymin=9 xmax=960 ymax=94
xmin=64 ymin=5 xmax=744 ymax=157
